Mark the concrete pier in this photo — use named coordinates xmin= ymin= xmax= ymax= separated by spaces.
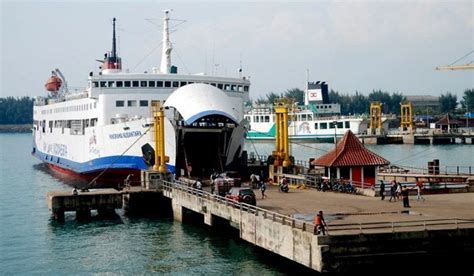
xmin=47 ymin=189 xmax=122 ymax=221
xmin=359 ymin=131 xmax=474 ymax=145
xmin=158 ymin=181 xmax=474 ymax=272
xmin=47 ymin=179 xmax=474 ymax=272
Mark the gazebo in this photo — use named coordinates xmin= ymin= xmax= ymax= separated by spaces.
xmin=435 ymin=113 xmax=461 ymax=132
xmin=311 ymin=130 xmax=390 ymax=186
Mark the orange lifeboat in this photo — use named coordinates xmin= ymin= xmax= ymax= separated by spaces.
xmin=45 ymin=76 xmax=62 ymax=92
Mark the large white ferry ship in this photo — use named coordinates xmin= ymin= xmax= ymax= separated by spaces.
xmin=32 ymin=12 xmax=250 ymax=183
xmin=245 ymin=83 xmax=367 ymax=142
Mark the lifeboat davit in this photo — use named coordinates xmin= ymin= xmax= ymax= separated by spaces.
xmin=45 ymin=76 xmax=62 ymax=92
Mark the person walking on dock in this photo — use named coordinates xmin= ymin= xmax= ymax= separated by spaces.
xmin=416 ymin=179 xmax=426 ymax=201
xmin=250 ymin=173 xmax=258 ymax=189
xmin=389 ymin=181 xmax=396 ymax=202
xmin=260 ymin=182 xmax=267 ymax=199
xmin=401 ymin=185 xmax=411 ymax=208
xmin=396 ymin=182 xmax=402 ymax=201
xmin=313 ymin=211 xmax=327 ymax=235
xmin=379 ymin=180 xmax=385 ymax=200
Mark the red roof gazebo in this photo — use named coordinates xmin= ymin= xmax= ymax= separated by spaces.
xmin=311 ymin=130 xmax=390 ymax=186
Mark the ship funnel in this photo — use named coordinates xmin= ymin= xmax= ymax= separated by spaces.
xmin=99 ymin=17 xmax=122 ymax=74
xmin=160 ymin=10 xmax=172 ymax=74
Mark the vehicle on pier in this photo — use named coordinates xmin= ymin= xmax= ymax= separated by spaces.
xmin=225 ymin=187 xmax=257 ymax=206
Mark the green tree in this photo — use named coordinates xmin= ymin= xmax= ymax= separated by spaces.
xmin=283 ymin=88 xmax=304 ymax=105
xmin=0 ymin=97 xmax=34 ymax=124
xmin=460 ymin=89 xmax=474 ymax=111
xmin=438 ymin=92 xmax=458 ymax=113
xmin=351 ymin=91 xmax=370 ymax=115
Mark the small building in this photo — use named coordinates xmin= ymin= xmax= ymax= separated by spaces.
xmin=405 ymin=95 xmax=439 ymax=109
xmin=434 ymin=113 xmax=461 ymax=132
xmin=311 ymin=130 xmax=390 ymax=186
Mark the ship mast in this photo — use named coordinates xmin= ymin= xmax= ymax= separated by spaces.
xmin=111 ymin=18 xmax=117 ymax=60
xmin=99 ymin=17 xmax=122 ymax=74
xmin=160 ymin=10 xmax=172 ymax=74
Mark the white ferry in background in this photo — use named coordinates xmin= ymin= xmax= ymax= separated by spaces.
xmin=32 ymin=11 xmax=250 ymax=184
xmin=245 ymin=82 xmax=367 ymax=142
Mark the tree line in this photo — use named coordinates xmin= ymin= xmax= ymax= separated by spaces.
xmin=0 ymin=97 xmax=34 ymax=124
xmin=0 ymin=89 xmax=472 ymax=125
xmin=252 ymin=88 xmax=474 ymax=116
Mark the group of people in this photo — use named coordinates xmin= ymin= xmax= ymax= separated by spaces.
xmin=379 ymin=179 xmax=426 ymax=208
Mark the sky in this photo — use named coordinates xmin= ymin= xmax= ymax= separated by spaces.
xmin=1 ymin=0 xmax=473 ymax=101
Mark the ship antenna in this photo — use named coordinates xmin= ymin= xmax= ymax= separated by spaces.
xmin=111 ymin=17 xmax=117 ymax=59
xmin=304 ymin=69 xmax=309 ymax=106
xmin=160 ymin=10 xmax=172 ymax=74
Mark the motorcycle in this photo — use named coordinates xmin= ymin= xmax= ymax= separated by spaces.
xmin=279 ymin=182 xmax=289 ymax=193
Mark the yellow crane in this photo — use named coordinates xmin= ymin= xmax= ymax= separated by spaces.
xmin=436 ymin=64 xmax=474 ymax=70
xmin=436 ymin=51 xmax=474 ymax=71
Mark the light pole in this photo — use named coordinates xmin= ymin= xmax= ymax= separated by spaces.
xmin=332 ymin=120 xmax=338 ymax=152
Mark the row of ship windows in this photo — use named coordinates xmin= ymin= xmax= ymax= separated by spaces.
xmin=116 ymin=100 xmax=149 ymax=107
xmin=91 ymin=80 xmax=250 ymax=92
xmin=244 ymin=115 xmax=351 ymax=129
xmin=317 ymin=121 xmax=351 ymax=129
xmin=245 ymin=111 xmax=340 ymax=124
xmin=245 ymin=115 xmax=271 ymax=123
xmin=40 ymin=102 xmax=97 ymax=115
xmin=34 ymin=118 xmax=98 ymax=135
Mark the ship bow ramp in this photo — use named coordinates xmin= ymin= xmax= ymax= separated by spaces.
xmin=165 ymin=83 xmax=246 ymax=177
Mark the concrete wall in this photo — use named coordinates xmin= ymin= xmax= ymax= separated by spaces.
xmin=318 ymin=228 xmax=474 ymax=272
xmin=165 ymin=187 xmax=327 ymax=272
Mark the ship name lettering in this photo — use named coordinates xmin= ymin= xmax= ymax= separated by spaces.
xmin=109 ymin=131 xmax=142 ymax=140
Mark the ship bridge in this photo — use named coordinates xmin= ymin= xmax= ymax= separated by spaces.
xmin=164 ymin=84 xmax=246 ymax=177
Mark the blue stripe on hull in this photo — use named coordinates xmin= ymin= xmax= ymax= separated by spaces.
xmin=32 ymin=149 xmax=175 ymax=174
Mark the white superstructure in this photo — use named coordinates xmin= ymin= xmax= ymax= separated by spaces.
xmin=245 ymin=81 xmax=367 ymax=141
xmin=245 ymin=105 xmax=367 ymax=141
xmin=32 ymin=13 xmax=250 ymax=182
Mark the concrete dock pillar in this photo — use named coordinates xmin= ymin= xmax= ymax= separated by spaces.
xmin=53 ymin=209 xmax=65 ymax=222
xmin=204 ymin=213 xmax=213 ymax=226
xmin=76 ymin=209 xmax=91 ymax=220
xmin=172 ymin=203 xmax=183 ymax=222
xmin=98 ymin=207 xmax=116 ymax=218
xmin=402 ymin=134 xmax=414 ymax=144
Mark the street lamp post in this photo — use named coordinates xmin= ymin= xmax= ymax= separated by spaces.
xmin=333 ymin=120 xmax=338 ymax=152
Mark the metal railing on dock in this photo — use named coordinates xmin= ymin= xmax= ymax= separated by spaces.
xmin=158 ymin=179 xmax=473 ymax=236
xmin=327 ymin=218 xmax=474 ymax=235
xmin=160 ymin=180 xmax=316 ymax=234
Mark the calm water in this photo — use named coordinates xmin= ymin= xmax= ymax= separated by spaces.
xmin=0 ymin=133 xmax=311 ymax=275
xmin=1 ymin=133 xmax=473 ymax=274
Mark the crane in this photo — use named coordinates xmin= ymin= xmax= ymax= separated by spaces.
xmin=436 ymin=50 xmax=474 ymax=71
xmin=436 ymin=64 xmax=474 ymax=70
